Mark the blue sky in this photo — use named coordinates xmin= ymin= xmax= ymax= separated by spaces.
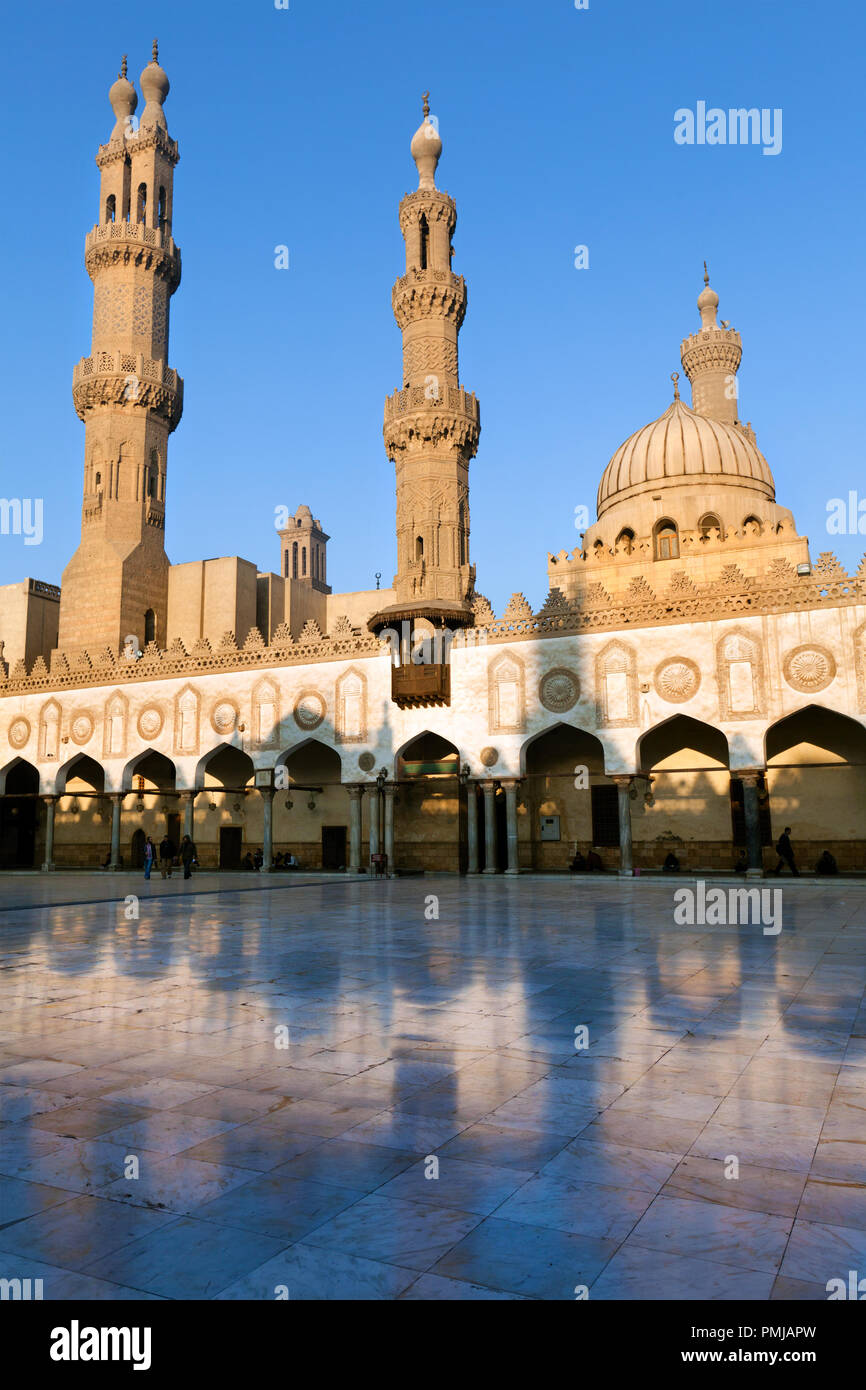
xmin=1 ymin=0 xmax=863 ymax=612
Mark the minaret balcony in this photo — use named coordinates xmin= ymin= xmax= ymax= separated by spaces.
xmin=72 ymin=352 xmax=183 ymax=430
xmin=85 ymin=221 xmax=181 ymax=288
xmin=385 ymin=384 xmax=479 ymax=425
xmin=392 ymin=268 xmax=466 ymax=328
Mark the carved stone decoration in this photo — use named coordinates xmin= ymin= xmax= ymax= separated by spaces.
xmin=654 ymin=657 xmax=701 ymax=704
xmin=102 ymin=690 xmax=128 ymax=758
xmin=173 ymin=685 xmax=201 ymax=756
xmin=39 ymin=699 xmax=61 ymax=761
xmin=480 ymin=746 xmax=499 ymax=767
xmin=293 ymin=690 xmax=326 ymax=731
xmin=137 ymin=705 xmax=165 ymax=740
xmin=539 ymin=667 xmax=580 ymax=713
xmin=8 ymin=717 xmax=31 ymax=750
xmin=70 ymin=712 xmax=95 ymax=746
xmin=856 ymin=622 xmax=866 ymax=713
xmin=596 ymin=639 xmax=638 ymax=727
xmin=252 ymin=677 xmax=281 ymax=749
xmin=717 ymin=628 xmax=765 ymax=720
xmin=358 ymin=751 xmax=376 ymax=773
xmin=336 ymin=667 xmax=367 ymax=744
xmin=210 ymin=700 xmax=238 ymax=736
xmin=782 ymin=644 xmax=836 ymax=694
xmin=488 ymin=651 xmax=525 ymax=733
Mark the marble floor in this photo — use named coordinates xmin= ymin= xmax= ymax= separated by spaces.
xmin=0 ymin=873 xmax=864 ymax=1301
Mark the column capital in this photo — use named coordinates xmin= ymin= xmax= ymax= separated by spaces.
xmin=610 ymin=774 xmax=635 ymax=788
xmin=381 ymin=781 xmax=397 ymax=799
xmin=41 ymin=793 xmax=56 ymax=805
xmin=499 ymin=777 xmax=523 ymax=790
xmin=736 ymin=767 xmax=767 ymax=786
xmin=480 ymin=778 xmax=497 ymax=793
xmin=346 ymin=783 xmax=364 ymax=800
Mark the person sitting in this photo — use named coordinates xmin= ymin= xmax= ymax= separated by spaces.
xmin=241 ymin=852 xmax=255 ymax=871
xmin=273 ymin=852 xmax=284 ymax=868
xmin=253 ymin=847 xmax=264 ymax=871
xmin=285 ymin=853 xmax=299 ymax=869
xmin=663 ymin=851 xmax=680 ymax=873
xmin=815 ymin=850 xmax=838 ymax=875
xmin=586 ymin=850 xmax=604 ymax=872
xmin=569 ymin=850 xmax=586 ymax=872
xmin=734 ymin=850 xmax=748 ymax=873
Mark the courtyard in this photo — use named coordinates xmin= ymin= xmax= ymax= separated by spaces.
xmin=0 ymin=872 xmax=864 ymax=1301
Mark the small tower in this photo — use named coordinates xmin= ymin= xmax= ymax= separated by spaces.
xmin=370 ymin=95 xmax=480 ymax=648
xmin=58 ymin=43 xmax=183 ymax=656
xmin=278 ymin=505 xmax=331 ymax=593
xmin=680 ymin=265 xmax=743 ymax=425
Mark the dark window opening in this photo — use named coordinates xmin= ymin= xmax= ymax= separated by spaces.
xmin=591 ymin=784 xmax=620 ymax=847
xmin=419 ymin=214 xmax=429 ymax=270
xmin=292 ymin=542 xmax=298 ymax=578
xmin=144 ymin=609 xmax=156 ymax=644
xmin=105 ymin=194 xmax=116 ymax=223
xmin=158 ymin=186 xmax=167 ymax=228
xmin=730 ymin=776 xmax=773 ymax=847
xmin=136 ymin=182 xmax=147 ymax=223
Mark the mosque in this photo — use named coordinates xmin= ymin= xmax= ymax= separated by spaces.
xmin=1 ymin=46 xmax=864 ymax=877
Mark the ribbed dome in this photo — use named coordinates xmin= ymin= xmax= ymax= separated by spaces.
xmin=597 ymin=398 xmax=775 ymax=516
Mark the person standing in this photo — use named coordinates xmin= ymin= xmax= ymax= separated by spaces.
xmin=143 ymin=836 xmax=155 ymax=881
xmin=773 ymin=827 xmax=799 ymax=876
xmin=159 ymin=833 xmax=175 ymax=879
xmin=180 ymin=834 xmax=197 ymax=881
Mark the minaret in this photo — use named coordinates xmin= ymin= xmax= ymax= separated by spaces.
xmin=370 ymin=95 xmax=480 ymax=637
xmin=680 ymin=264 xmax=742 ymax=425
xmin=58 ymin=43 xmax=183 ymax=656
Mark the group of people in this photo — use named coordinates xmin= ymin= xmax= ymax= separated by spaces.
xmin=142 ymin=834 xmax=197 ymax=881
xmin=240 ymin=850 xmax=300 ymax=871
xmin=568 ymin=828 xmax=840 ymax=877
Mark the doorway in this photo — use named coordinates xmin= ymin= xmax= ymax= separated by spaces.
xmin=321 ymin=825 xmax=347 ymax=871
xmin=130 ymin=828 xmax=146 ymax=869
xmin=220 ymin=826 xmax=242 ymax=869
xmin=0 ymin=763 xmax=38 ymax=867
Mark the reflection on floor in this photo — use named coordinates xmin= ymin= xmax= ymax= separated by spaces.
xmin=0 ymin=875 xmax=864 ymax=1300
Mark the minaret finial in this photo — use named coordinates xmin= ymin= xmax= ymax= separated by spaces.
xmin=671 ymin=371 xmax=680 ymax=401
xmin=120 ymin=55 xmax=127 ymax=79
xmin=152 ymin=38 xmax=159 ymax=63
xmin=703 ymin=260 xmax=709 ymax=286
xmin=422 ymin=90 xmax=430 ymax=119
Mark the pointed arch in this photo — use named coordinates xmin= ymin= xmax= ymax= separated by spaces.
xmin=251 ymin=676 xmax=281 ymax=749
xmin=0 ymin=756 xmax=39 ymax=796
xmin=39 ymin=698 xmax=61 ymax=761
xmin=335 ymin=666 xmax=367 ymax=744
xmin=174 ymin=684 xmax=201 ymax=755
xmin=102 ymin=689 xmax=129 ymax=758
xmin=122 ymin=748 xmax=177 ymax=793
xmin=716 ymin=626 xmax=765 ymax=719
xmin=488 ymin=650 xmax=526 ymax=733
xmin=595 ymin=639 xmax=638 ymax=727
xmin=638 ymin=714 xmax=730 ymax=772
xmin=195 ymin=742 xmax=256 ymax=791
xmin=54 ymin=752 xmax=105 ymax=795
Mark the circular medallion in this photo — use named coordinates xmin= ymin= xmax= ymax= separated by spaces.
xmin=211 ymin=700 xmax=239 ymax=736
xmin=480 ymin=746 xmax=499 ymax=768
xmin=539 ymin=667 xmax=580 ymax=713
xmin=70 ymin=713 xmax=94 ymax=746
xmin=654 ymin=658 xmax=701 ymax=703
xmin=783 ymin=644 xmax=836 ymax=693
xmin=293 ymin=690 xmax=325 ymax=731
xmin=358 ymin=751 xmax=376 ymax=773
xmin=8 ymin=717 xmax=31 ymax=749
xmin=137 ymin=705 xmax=164 ymax=740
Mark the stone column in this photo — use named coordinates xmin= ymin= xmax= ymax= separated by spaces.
xmin=612 ymin=776 xmax=634 ymax=878
xmin=181 ymin=790 xmax=196 ymax=839
xmin=347 ymin=785 xmax=362 ymax=873
xmin=368 ymin=785 xmax=380 ymax=864
xmin=501 ymin=778 xmax=521 ymax=876
xmin=466 ymin=780 xmax=479 ymax=875
xmin=41 ymin=796 xmax=56 ymax=872
xmin=260 ymin=787 xmax=274 ymax=872
xmin=740 ymin=770 xmax=765 ymax=879
xmin=482 ymin=779 xmax=498 ymax=874
xmin=383 ymin=782 xmax=396 ymax=877
xmin=108 ymin=793 xmax=123 ymax=872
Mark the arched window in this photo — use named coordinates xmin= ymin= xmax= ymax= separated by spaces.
xmin=302 ymin=546 xmax=307 ymax=576
xmin=415 ymin=535 xmax=424 ymax=561
xmin=292 ymin=542 xmax=298 ymax=578
xmin=698 ymin=513 xmax=721 ymax=539
xmin=146 ymin=471 xmax=156 ymax=499
xmin=615 ymin=528 xmax=635 ymax=555
xmin=94 ymin=471 xmax=102 ymax=488
xmin=458 ymin=502 xmax=466 ymax=566
xmin=419 ymin=215 xmax=429 ymax=270
xmin=136 ymin=183 xmax=147 ymax=223
xmin=158 ymin=186 xmax=167 ymax=228
xmin=144 ymin=609 xmax=155 ymax=644
xmin=105 ymin=194 xmax=116 ymax=223
xmin=284 ymin=549 xmax=289 ymax=578
xmin=743 ymin=515 xmax=762 ymax=535
xmin=654 ymin=519 xmax=679 ymax=560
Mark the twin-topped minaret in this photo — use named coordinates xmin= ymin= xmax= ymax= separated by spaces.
xmin=370 ymin=95 xmax=480 ymax=635
xmin=59 ymin=43 xmax=183 ymax=656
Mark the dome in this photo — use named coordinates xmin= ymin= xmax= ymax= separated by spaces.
xmin=411 ymin=94 xmax=441 ymax=189
xmin=597 ymin=398 xmax=775 ymax=517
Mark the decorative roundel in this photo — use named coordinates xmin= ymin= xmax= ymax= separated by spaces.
xmin=70 ymin=713 xmax=94 ymax=746
xmin=783 ymin=644 xmax=836 ymax=693
xmin=293 ymin=690 xmax=325 ymax=731
xmin=358 ymin=751 xmax=376 ymax=773
xmin=137 ymin=705 xmax=164 ymax=739
xmin=8 ymin=717 xmax=31 ymax=749
xmin=539 ymin=667 xmax=580 ymax=713
xmin=480 ymin=746 xmax=499 ymax=768
xmin=211 ymin=700 xmax=239 ymax=735
xmin=654 ymin=657 xmax=701 ymax=704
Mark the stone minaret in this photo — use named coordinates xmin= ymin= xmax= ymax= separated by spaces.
xmin=59 ymin=44 xmax=183 ymax=656
xmin=370 ymin=95 xmax=480 ymax=633
xmin=680 ymin=264 xmax=743 ymax=425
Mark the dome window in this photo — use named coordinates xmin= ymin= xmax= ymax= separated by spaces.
xmin=654 ymin=519 xmax=679 ymax=561
xmin=615 ymin=527 xmax=635 ymax=555
xmin=743 ymin=515 xmax=762 ymax=535
xmin=698 ymin=513 xmax=721 ymax=539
